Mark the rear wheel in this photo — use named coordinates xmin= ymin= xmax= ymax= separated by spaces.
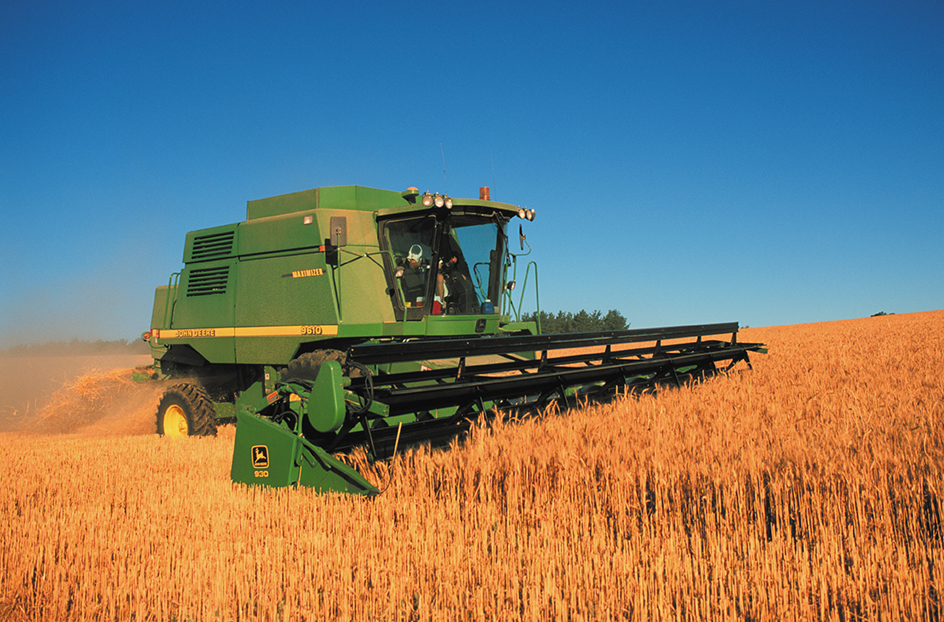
xmin=156 ymin=383 xmax=218 ymax=437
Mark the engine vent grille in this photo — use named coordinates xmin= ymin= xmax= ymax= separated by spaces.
xmin=191 ymin=231 xmax=235 ymax=261
xmin=186 ymin=267 xmax=230 ymax=297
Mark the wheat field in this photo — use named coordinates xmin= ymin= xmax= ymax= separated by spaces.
xmin=1 ymin=310 xmax=942 ymax=620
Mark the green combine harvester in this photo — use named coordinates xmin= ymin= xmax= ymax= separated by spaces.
xmin=146 ymin=185 xmax=765 ymax=495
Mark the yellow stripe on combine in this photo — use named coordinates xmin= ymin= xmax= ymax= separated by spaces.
xmin=156 ymin=325 xmax=338 ymax=340
xmin=234 ymin=325 xmax=339 ymax=337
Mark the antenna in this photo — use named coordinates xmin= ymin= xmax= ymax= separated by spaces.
xmin=440 ymin=143 xmax=447 ymax=194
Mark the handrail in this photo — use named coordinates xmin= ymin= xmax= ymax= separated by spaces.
xmin=518 ymin=261 xmax=541 ymax=333
xmin=163 ymin=272 xmax=180 ymax=329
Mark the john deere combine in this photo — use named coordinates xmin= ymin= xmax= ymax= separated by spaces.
xmin=146 ymin=185 xmax=764 ymax=495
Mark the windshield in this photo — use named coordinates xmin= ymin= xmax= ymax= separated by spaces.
xmin=439 ymin=216 xmax=506 ymax=315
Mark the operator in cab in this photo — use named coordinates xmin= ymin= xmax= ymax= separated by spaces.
xmin=399 ymin=244 xmax=428 ymax=306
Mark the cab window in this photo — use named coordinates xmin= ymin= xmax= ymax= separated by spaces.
xmin=383 ymin=216 xmax=437 ymax=310
xmin=439 ymin=216 xmax=506 ymax=315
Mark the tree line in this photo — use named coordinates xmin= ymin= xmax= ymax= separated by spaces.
xmin=520 ymin=309 xmax=628 ymax=334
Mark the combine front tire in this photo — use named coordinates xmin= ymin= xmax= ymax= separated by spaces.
xmin=156 ymin=383 xmax=218 ymax=437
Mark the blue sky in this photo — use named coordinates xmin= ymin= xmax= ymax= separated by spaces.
xmin=1 ymin=0 xmax=942 ymax=347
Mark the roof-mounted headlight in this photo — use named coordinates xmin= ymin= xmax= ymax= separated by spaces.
xmin=444 ymin=196 xmax=453 ymax=209
xmin=527 ymin=209 xmax=536 ymax=221
xmin=422 ymin=192 xmax=434 ymax=207
xmin=434 ymin=194 xmax=445 ymax=208
xmin=518 ymin=207 xmax=527 ymax=219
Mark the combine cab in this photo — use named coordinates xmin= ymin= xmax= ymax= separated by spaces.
xmin=146 ymin=185 xmax=765 ymax=494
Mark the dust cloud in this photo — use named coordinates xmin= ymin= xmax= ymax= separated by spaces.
xmin=0 ymin=355 xmax=165 ymax=436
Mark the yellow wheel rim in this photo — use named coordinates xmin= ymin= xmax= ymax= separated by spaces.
xmin=163 ymin=405 xmax=189 ymax=437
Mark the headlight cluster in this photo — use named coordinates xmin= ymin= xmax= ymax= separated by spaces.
xmin=422 ymin=192 xmax=453 ymax=209
xmin=419 ymin=189 xmax=533 ymax=220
